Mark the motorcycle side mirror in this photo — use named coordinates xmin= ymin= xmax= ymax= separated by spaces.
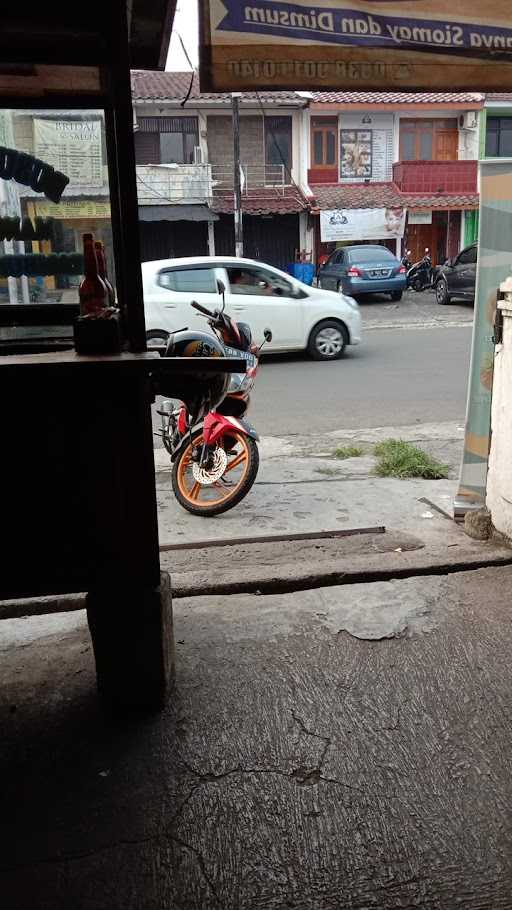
xmin=216 ymin=278 xmax=226 ymax=312
xmin=264 ymin=328 xmax=273 ymax=343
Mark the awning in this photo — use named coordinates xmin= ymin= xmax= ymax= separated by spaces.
xmin=138 ymin=205 xmax=218 ymax=223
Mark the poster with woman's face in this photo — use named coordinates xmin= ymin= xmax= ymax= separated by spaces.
xmin=341 ymin=130 xmax=372 ymax=179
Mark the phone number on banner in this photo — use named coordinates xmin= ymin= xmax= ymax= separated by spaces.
xmin=227 ymin=60 xmax=410 ymax=82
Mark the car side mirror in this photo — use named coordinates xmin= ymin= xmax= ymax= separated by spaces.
xmin=264 ymin=328 xmax=273 ymax=343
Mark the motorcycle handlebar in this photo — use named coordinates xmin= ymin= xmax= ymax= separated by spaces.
xmin=191 ymin=300 xmax=215 ymax=317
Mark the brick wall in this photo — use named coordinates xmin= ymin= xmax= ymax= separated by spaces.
xmin=207 ymin=115 xmax=265 ymax=185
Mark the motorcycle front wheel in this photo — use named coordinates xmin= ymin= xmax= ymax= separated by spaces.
xmin=172 ymin=429 xmax=259 ymax=516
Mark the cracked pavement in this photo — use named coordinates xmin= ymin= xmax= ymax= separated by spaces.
xmin=3 ymin=565 xmax=512 ymax=908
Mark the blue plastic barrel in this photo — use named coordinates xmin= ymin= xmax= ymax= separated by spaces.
xmin=287 ymin=263 xmax=315 ymax=286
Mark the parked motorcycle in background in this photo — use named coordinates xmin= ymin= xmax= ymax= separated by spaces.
xmin=156 ymin=283 xmax=271 ymax=516
xmin=406 ymin=249 xmax=433 ymax=292
xmin=401 ymin=249 xmax=413 ymax=271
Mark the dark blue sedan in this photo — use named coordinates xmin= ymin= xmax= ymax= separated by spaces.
xmin=318 ymin=245 xmax=407 ymax=301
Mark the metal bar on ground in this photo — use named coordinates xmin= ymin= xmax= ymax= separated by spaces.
xmin=159 ymin=526 xmax=386 ymax=552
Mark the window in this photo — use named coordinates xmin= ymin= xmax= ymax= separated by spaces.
xmin=0 ymin=106 xmax=115 ymax=343
xmin=399 ymin=119 xmax=458 ymax=161
xmin=227 ymin=266 xmax=292 ymax=297
xmin=311 ymin=117 xmax=338 ymax=168
xmin=265 ymin=116 xmax=292 ymax=174
xmin=348 ymin=247 xmax=395 ymax=262
xmin=457 ymin=246 xmax=477 ymax=265
xmin=135 ymin=116 xmax=199 ymax=165
xmin=157 ymin=268 xmax=216 ymax=293
xmin=486 ymin=117 xmax=512 ymax=157
xmin=340 ymin=130 xmax=372 ymax=178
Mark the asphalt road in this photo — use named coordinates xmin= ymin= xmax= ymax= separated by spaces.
xmin=250 ymin=325 xmax=473 ymax=435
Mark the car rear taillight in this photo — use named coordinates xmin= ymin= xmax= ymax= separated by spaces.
xmin=399 ymin=265 xmax=407 ymax=274
xmin=347 ymin=266 xmax=362 ymax=277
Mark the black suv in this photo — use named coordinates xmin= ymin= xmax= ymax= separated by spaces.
xmin=434 ymin=242 xmax=477 ymax=305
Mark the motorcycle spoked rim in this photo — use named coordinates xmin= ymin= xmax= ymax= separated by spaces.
xmin=176 ymin=430 xmax=251 ymax=508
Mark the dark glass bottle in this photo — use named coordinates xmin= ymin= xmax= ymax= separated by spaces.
xmin=79 ymin=233 xmax=107 ymax=316
xmin=94 ymin=240 xmax=116 ymax=307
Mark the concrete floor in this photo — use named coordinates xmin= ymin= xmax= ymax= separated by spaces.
xmin=3 ymin=564 xmax=512 ymax=909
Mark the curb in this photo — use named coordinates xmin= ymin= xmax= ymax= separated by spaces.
xmin=167 ymin=549 xmax=512 ymax=598
xmin=2 ymin=549 xmax=511 ymax=620
xmin=364 ymin=320 xmax=472 ymax=331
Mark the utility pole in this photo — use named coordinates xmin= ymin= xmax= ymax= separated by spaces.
xmin=231 ymin=93 xmax=243 ymax=258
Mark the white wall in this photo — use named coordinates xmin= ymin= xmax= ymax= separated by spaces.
xmin=487 ymin=297 xmax=512 ymax=537
xmin=458 ymin=118 xmax=480 ymax=161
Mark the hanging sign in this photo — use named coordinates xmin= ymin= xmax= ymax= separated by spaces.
xmin=200 ymin=1 xmax=512 ymax=91
xmin=320 ymin=207 xmax=406 ymax=242
xmin=34 ymin=118 xmax=102 ymax=188
xmin=34 ymin=200 xmax=111 ymax=219
xmin=408 ymin=211 xmax=433 ymax=224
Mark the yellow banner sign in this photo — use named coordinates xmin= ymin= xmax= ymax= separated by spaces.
xmin=34 ymin=200 xmax=111 ymax=219
xmin=200 ymin=1 xmax=512 ymax=91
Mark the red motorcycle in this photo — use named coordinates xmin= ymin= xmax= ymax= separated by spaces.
xmin=157 ymin=291 xmax=271 ymax=516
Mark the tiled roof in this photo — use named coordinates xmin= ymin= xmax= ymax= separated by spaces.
xmin=212 ymin=186 xmax=309 ymax=216
xmin=311 ymin=183 xmax=478 ymax=211
xmin=486 ymin=93 xmax=512 ymax=102
xmin=131 ymin=71 xmax=304 ymax=104
xmin=312 ymin=92 xmax=483 ymax=105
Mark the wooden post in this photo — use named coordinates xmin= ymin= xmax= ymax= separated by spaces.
xmin=104 ymin=2 xmax=147 ymax=352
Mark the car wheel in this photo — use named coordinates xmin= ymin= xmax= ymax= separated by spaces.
xmin=308 ymin=320 xmax=348 ymax=361
xmin=390 ymin=290 xmax=403 ymax=301
xmin=435 ymin=278 xmax=450 ymax=306
xmin=146 ymin=329 xmax=170 ymax=355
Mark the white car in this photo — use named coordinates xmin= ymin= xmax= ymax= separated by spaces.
xmin=142 ymin=256 xmax=362 ymax=361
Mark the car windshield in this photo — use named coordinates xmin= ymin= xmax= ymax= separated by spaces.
xmin=348 ymin=248 xmax=395 ymax=262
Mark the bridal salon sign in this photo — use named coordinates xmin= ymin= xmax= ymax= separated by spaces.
xmin=200 ymin=1 xmax=512 ymax=91
xmin=320 ymin=207 xmax=406 ymax=242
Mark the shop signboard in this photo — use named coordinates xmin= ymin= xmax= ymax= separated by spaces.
xmin=320 ymin=206 xmax=406 ymax=242
xmin=338 ymin=113 xmax=394 ymax=182
xmin=199 ymin=1 xmax=512 ymax=91
xmin=408 ymin=211 xmax=433 ymax=225
xmin=34 ymin=199 xmax=111 ymax=219
xmin=34 ymin=118 xmax=103 ymax=187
